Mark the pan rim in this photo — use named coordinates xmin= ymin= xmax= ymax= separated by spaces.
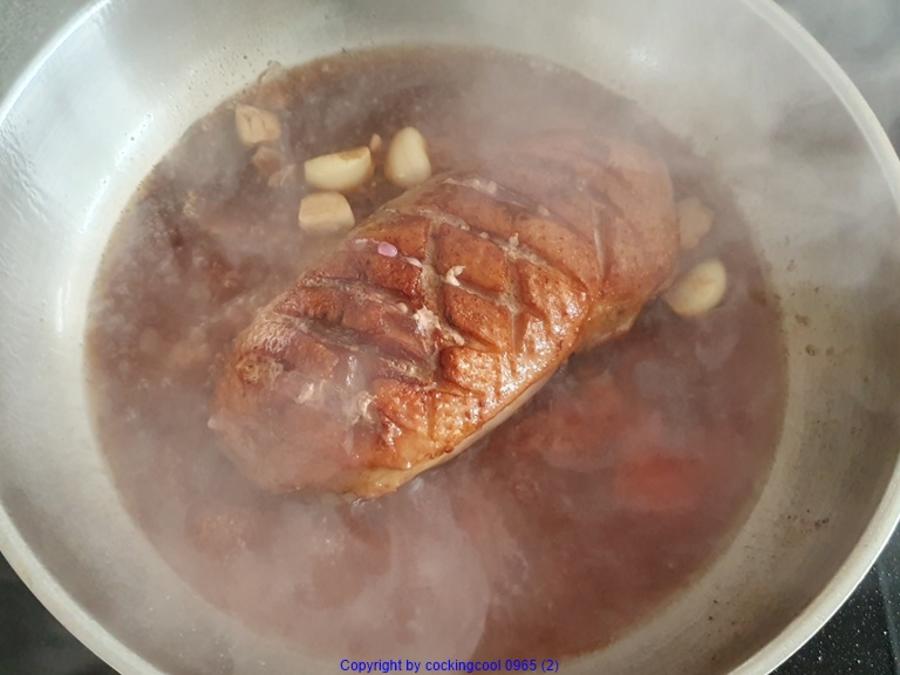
xmin=0 ymin=1 xmax=898 ymax=674
xmin=726 ymin=5 xmax=900 ymax=674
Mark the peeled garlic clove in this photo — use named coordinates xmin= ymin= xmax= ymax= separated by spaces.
xmin=664 ymin=258 xmax=727 ymax=317
xmin=385 ymin=126 xmax=432 ymax=188
xmin=234 ymin=104 xmax=282 ymax=146
xmin=369 ymin=133 xmax=383 ymax=153
xmin=304 ymin=146 xmax=373 ymax=192
xmin=298 ymin=192 xmax=356 ymax=234
xmin=677 ymin=196 xmax=714 ymax=250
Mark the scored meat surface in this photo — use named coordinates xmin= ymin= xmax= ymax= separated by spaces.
xmin=211 ymin=133 xmax=678 ymax=497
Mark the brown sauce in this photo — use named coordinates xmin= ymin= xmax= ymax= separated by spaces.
xmin=86 ymin=47 xmax=786 ymax=660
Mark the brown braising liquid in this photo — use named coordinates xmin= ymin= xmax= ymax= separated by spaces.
xmin=86 ymin=47 xmax=786 ymax=660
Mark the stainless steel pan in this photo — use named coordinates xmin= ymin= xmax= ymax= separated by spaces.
xmin=1 ymin=1 xmax=899 ymax=672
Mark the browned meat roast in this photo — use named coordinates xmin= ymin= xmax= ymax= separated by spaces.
xmin=210 ymin=133 xmax=679 ymax=497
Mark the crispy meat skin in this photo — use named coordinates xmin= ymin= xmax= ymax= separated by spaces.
xmin=211 ymin=133 xmax=678 ymax=497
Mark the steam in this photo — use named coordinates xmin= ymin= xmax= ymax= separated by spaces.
xmin=85 ymin=39 xmax=807 ymax=666
xmin=208 ymin=481 xmax=491 ymax=659
xmin=783 ymin=0 xmax=900 ymax=134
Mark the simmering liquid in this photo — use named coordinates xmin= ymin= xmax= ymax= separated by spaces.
xmin=86 ymin=47 xmax=785 ymax=660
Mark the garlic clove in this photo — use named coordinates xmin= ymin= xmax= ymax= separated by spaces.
xmin=385 ymin=126 xmax=432 ymax=188
xmin=664 ymin=258 xmax=727 ymax=318
xmin=234 ymin=104 xmax=282 ymax=146
xmin=298 ymin=192 xmax=356 ymax=235
xmin=677 ymin=196 xmax=714 ymax=250
xmin=304 ymin=146 xmax=373 ymax=192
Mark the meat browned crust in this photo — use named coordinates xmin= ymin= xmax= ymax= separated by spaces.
xmin=211 ymin=133 xmax=678 ymax=497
